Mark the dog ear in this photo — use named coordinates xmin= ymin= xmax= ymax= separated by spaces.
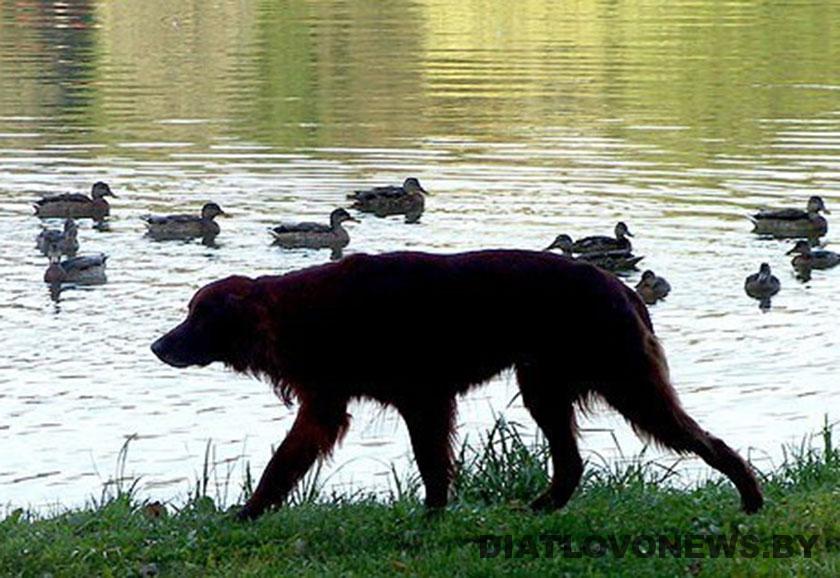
xmin=224 ymin=292 xmax=250 ymax=315
xmin=219 ymin=276 xmax=256 ymax=314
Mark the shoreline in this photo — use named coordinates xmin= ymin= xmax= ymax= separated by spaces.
xmin=2 ymin=419 xmax=838 ymax=576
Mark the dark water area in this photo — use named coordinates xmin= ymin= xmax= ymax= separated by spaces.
xmin=1 ymin=0 xmax=838 ymax=508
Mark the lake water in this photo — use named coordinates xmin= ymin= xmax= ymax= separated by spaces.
xmin=1 ymin=0 xmax=839 ymax=510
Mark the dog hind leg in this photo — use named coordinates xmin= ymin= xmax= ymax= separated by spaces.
xmin=516 ymin=364 xmax=583 ymax=512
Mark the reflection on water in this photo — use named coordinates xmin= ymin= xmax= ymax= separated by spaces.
xmin=1 ymin=0 xmax=839 ymax=509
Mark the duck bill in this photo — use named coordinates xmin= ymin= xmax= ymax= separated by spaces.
xmin=785 ymin=247 xmax=797 ymax=255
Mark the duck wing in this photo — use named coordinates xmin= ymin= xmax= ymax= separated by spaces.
xmin=37 ymin=228 xmax=64 ymax=243
xmin=35 ymin=193 xmax=91 ymax=206
xmin=571 ymin=235 xmax=619 ymax=253
xmin=348 ymin=185 xmax=403 ymax=201
xmin=271 ymin=221 xmax=332 ymax=235
xmin=585 ymin=248 xmax=634 ymax=258
xmin=63 ymin=254 xmax=107 ymax=272
xmin=655 ymin=278 xmax=671 ymax=295
xmin=143 ymin=214 xmax=201 ymax=226
xmin=752 ymin=208 xmax=808 ymax=221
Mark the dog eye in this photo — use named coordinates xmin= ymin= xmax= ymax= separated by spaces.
xmin=190 ymin=302 xmax=211 ymax=318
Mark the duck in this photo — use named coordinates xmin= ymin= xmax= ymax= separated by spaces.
xmin=567 ymin=222 xmax=634 ymax=254
xmin=36 ymin=218 xmax=79 ymax=257
xmin=786 ymin=240 xmax=840 ymax=270
xmin=744 ymin=263 xmax=781 ymax=301
xmin=348 ymin=177 xmax=427 ymax=223
xmin=44 ymin=253 xmax=108 ymax=285
xmin=34 ymin=182 xmax=116 ymax=219
xmin=270 ymin=208 xmax=358 ymax=252
xmin=750 ymin=195 xmax=829 ymax=238
xmin=545 ymin=234 xmax=643 ymax=272
xmin=143 ymin=202 xmax=226 ymax=241
xmin=635 ymin=270 xmax=671 ymax=305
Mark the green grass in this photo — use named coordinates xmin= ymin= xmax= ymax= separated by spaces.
xmin=2 ymin=418 xmax=839 ymax=577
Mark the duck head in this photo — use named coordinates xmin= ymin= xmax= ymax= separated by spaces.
xmin=63 ymin=218 xmax=78 ymax=236
xmin=639 ymin=270 xmax=656 ymax=286
xmin=757 ymin=262 xmax=772 ymax=281
xmin=91 ymin=182 xmax=116 ymax=199
xmin=201 ymin=202 xmax=227 ymax=220
xmin=615 ymin=221 xmax=633 ymax=239
xmin=403 ymin=177 xmax=428 ymax=195
xmin=806 ymin=196 xmax=829 ymax=215
xmin=330 ymin=208 xmax=359 ymax=226
xmin=786 ymin=240 xmax=812 ymax=256
xmin=545 ymin=234 xmax=574 ymax=254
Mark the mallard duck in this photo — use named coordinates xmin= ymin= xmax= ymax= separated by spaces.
xmin=545 ymin=234 xmax=644 ymax=272
xmin=786 ymin=240 xmax=840 ymax=270
xmin=744 ymin=263 xmax=781 ymax=301
xmin=349 ymin=177 xmax=427 ymax=223
xmin=635 ymin=270 xmax=671 ymax=305
xmin=270 ymin=208 xmax=358 ymax=251
xmin=750 ymin=195 xmax=829 ymax=238
xmin=143 ymin=202 xmax=226 ymax=241
xmin=36 ymin=218 xmax=78 ymax=257
xmin=34 ymin=182 xmax=116 ymax=219
xmin=44 ymin=253 xmax=107 ymax=284
xmin=565 ymin=222 xmax=634 ymax=254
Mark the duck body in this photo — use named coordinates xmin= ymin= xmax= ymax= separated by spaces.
xmin=570 ymin=222 xmax=633 ymax=254
xmin=578 ymin=251 xmax=644 ymax=272
xmin=44 ymin=254 xmax=107 ymax=284
xmin=36 ymin=219 xmax=79 ymax=257
xmin=744 ymin=263 xmax=781 ymax=299
xmin=787 ymin=240 xmax=840 ymax=270
xmin=143 ymin=203 xmax=225 ymax=241
xmin=635 ymin=270 xmax=671 ymax=305
xmin=34 ymin=182 xmax=115 ymax=219
xmin=349 ymin=177 xmax=427 ymax=223
xmin=751 ymin=196 xmax=829 ymax=238
xmin=270 ymin=208 xmax=356 ymax=250
xmin=545 ymin=233 xmax=643 ymax=272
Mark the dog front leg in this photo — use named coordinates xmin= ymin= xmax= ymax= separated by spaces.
xmin=238 ymin=397 xmax=349 ymax=520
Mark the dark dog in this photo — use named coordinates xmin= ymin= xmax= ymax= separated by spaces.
xmin=152 ymin=250 xmax=763 ymax=519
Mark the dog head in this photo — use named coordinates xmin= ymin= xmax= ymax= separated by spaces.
xmin=151 ymin=276 xmax=258 ymax=369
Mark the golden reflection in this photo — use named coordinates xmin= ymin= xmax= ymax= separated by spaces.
xmin=0 ymin=0 xmax=839 ymax=153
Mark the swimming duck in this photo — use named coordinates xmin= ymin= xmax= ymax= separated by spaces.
xmin=545 ymin=234 xmax=644 ymax=272
xmin=786 ymin=240 xmax=840 ymax=270
xmin=635 ymin=270 xmax=671 ymax=305
xmin=44 ymin=253 xmax=108 ymax=285
xmin=750 ymin=196 xmax=829 ymax=238
xmin=744 ymin=263 xmax=781 ymax=301
xmin=349 ymin=177 xmax=427 ymax=223
xmin=34 ymin=182 xmax=116 ymax=219
xmin=566 ymin=222 xmax=634 ymax=254
xmin=36 ymin=218 xmax=79 ymax=257
xmin=270 ymin=208 xmax=358 ymax=251
xmin=143 ymin=202 xmax=226 ymax=241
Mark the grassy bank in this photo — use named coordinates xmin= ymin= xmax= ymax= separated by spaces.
xmin=2 ymin=419 xmax=839 ymax=577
